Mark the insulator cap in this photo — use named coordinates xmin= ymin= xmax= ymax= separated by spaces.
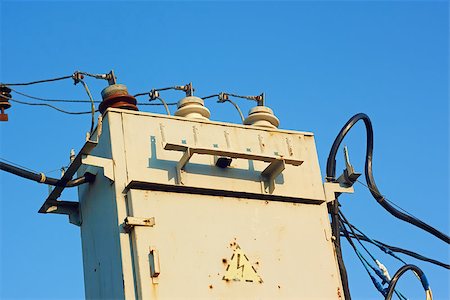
xmin=174 ymin=96 xmax=210 ymax=120
xmin=243 ymin=106 xmax=280 ymax=128
xmin=0 ymin=85 xmax=12 ymax=122
xmin=99 ymin=84 xmax=138 ymax=114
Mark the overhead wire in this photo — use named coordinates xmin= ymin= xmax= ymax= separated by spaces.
xmin=11 ymin=88 xmax=175 ymax=107
xmin=339 ymin=213 xmax=408 ymax=299
xmin=340 ymin=218 xmax=400 ymax=298
xmin=1 ymin=75 xmax=74 ymax=86
xmin=344 ymin=232 xmax=450 ymax=270
xmin=356 ymin=179 xmax=422 ymax=221
xmin=10 ymin=88 xmax=101 ymax=103
xmin=340 ymin=214 xmax=407 ymax=265
xmin=9 ymin=98 xmax=96 ymax=115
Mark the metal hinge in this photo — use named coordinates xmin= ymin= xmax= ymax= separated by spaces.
xmin=123 ymin=216 xmax=155 ymax=232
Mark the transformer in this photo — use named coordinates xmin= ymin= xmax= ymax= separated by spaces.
xmin=39 ymin=100 xmax=351 ymax=299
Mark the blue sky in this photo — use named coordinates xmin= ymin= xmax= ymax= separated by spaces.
xmin=1 ymin=1 xmax=448 ymax=299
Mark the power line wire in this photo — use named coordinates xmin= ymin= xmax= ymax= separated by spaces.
xmin=1 ymin=75 xmax=74 ymax=86
xmin=10 ymin=88 xmax=101 ymax=103
xmin=9 ymin=98 xmax=96 ymax=115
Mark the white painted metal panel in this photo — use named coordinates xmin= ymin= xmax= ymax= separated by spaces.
xmin=126 ymin=189 xmax=342 ymax=299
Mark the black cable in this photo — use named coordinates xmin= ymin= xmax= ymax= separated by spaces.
xmin=343 ymin=232 xmax=449 ymax=270
xmin=336 ymin=225 xmax=352 ymax=300
xmin=340 ymin=219 xmax=389 ymax=297
xmin=0 ymin=161 xmax=95 ymax=187
xmin=1 ymin=75 xmax=74 ymax=86
xmin=138 ymin=102 xmax=178 ymax=106
xmin=9 ymin=98 xmax=97 ymax=115
xmin=326 ymin=113 xmax=450 ymax=244
xmin=134 ymin=86 xmax=183 ymax=98
xmin=10 ymin=88 xmax=101 ymax=103
xmin=329 ymin=196 xmax=352 ymax=300
xmin=384 ymin=264 xmax=431 ymax=300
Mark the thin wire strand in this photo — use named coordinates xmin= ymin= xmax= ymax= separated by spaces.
xmin=1 ymin=75 xmax=74 ymax=86
xmin=139 ymin=102 xmax=178 ymax=106
xmin=202 ymin=94 xmax=219 ymax=100
xmin=134 ymin=86 xmax=182 ymax=98
xmin=10 ymin=88 xmax=101 ymax=103
xmin=45 ymin=166 xmax=68 ymax=175
xmin=356 ymin=179 xmax=421 ymax=221
xmin=9 ymin=98 xmax=95 ymax=115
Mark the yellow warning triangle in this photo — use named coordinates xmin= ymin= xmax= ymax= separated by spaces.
xmin=223 ymin=245 xmax=263 ymax=283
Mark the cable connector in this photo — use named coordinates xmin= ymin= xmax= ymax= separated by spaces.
xmin=336 ymin=146 xmax=361 ymax=187
xmin=375 ymin=259 xmax=391 ymax=282
xmin=148 ymin=89 xmax=160 ymax=101
xmin=175 ymin=82 xmax=194 ymax=96
xmin=217 ymin=92 xmax=229 ymax=103
xmin=72 ymin=71 xmax=84 ymax=85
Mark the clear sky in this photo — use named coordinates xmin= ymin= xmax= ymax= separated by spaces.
xmin=1 ymin=1 xmax=448 ymax=299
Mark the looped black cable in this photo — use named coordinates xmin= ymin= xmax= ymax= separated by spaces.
xmin=384 ymin=264 xmax=432 ymax=300
xmin=326 ymin=113 xmax=450 ymax=244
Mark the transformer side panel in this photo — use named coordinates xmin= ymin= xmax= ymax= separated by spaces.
xmin=126 ymin=189 xmax=343 ymax=299
xmin=77 ymin=113 xmax=133 ymax=299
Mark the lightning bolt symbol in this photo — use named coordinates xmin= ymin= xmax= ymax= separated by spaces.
xmin=236 ymin=254 xmax=245 ymax=278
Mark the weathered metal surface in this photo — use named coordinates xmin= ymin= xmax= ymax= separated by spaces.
xmin=125 ymin=189 xmax=342 ymax=299
xmin=72 ymin=108 xmax=344 ymax=299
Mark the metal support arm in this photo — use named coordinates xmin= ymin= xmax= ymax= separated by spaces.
xmin=163 ymin=142 xmax=302 ymax=190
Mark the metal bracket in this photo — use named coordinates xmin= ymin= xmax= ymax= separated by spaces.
xmin=324 ymin=146 xmax=361 ymax=202
xmin=41 ymin=200 xmax=81 ymax=226
xmin=149 ymin=247 xmax=161 ymax=283
xmin=38 ymin=140 xmax=98 ymax=225
xmin=261 ymin=158 xmax=286 ymax=194
xmin=336 ymin=146 xmax=361 ymax=187
xmin=175 ymin=147 xmax=193 ymax=185
xmin=82 ymin=155 xmax=114 ymax=181
xmin=123 ymin=216 xmax=155 ymax=232
xmin=323 ymin=182 xmax=355 ymax=203
xmin=164 ymin=142 xmax=302 ymax=186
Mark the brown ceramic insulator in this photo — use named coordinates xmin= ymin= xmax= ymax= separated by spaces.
xmin=0 ymin=99 xmax=11 ymax=122
xmin=98 ymin=84 xmax=138 ymax=114
xmin=98 ymin=93 xmax=138 ymax=114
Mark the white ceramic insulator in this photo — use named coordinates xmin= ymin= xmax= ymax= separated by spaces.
xmin=243 ymin=106 xmax=280 ymax=128
xmin=174 ymin=96 xmax=210 ymax=120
